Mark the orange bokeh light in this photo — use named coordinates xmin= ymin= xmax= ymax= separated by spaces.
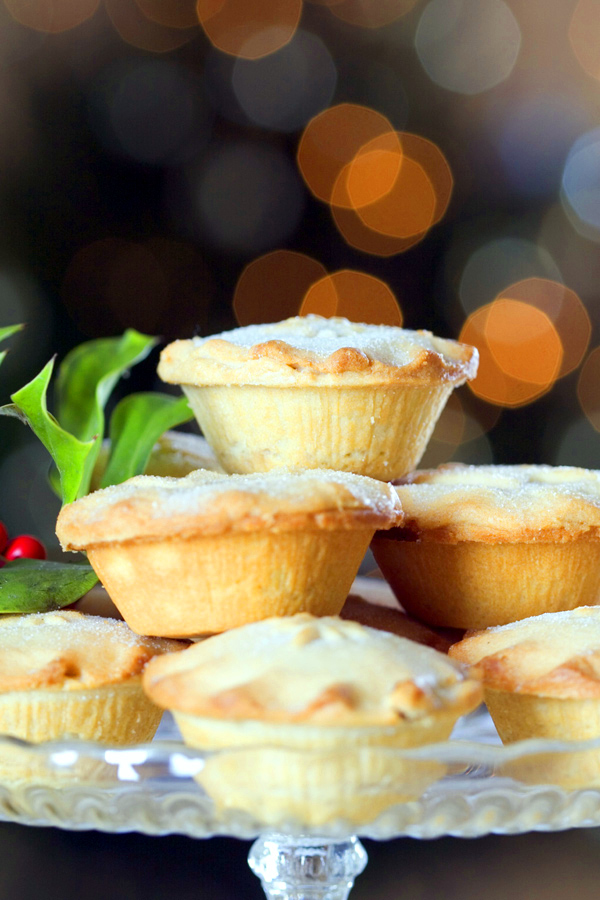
xmin=299 ymin=270 xmax=403 ymax=326
xmin=460 ymin=302 xmax=562 ymax=408
xmin=577 ymin=346 xmax=600 ymax=431
xmin=105 ymin=0 xmax=198 ymax=51
xmin=485 ymin=299 xmax=563 ymax=386
xmin=495 ymin=278 xmax=590 ymax=378
xmin=351 ymin=155 xmax=436 ymax=239
xmin=196 ymin=0 xmax=302 ymax=59
xmin=345 ymin=147 xmax=403 ymax=211
xmin=135 ymin=0 xmax=200 ymax=28
xmin=331 ymin=203 xmax=427 ymax=256
xmin=233 ymin=250 xmax=327 ymax=326
xmin=3 ymin=0 xmax=100 ymax=32
xmin=329 ymin=0 xmax=418 ymax=28
xmin=297 ymin=104 xmax=395 ymax=205
xmin=328 ymin=131 xmax=452 ymax=253
xmin=569 ymin=0 xmax=600 ymax=81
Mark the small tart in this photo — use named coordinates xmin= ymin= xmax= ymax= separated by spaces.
xmin=158 ymin=316 xmax=478 ymax=480
xmin=0 ymin=611 xmax=184 ymax=783
xmin=372 ymin=464 xmax=600 ymax=630
xmin=143 ymin=614 xmax=482 ymax=825
xmin=56 ymin=469 xmax=403 ymax=637
xmin=449 ymin=609 xmax=600 ymax=789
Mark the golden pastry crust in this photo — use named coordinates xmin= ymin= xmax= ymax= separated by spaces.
xmin=0 ymin=611 xmax=185 ymax=693
xmin=158 ymin=315 xmax=478 ymax=389
xmin=143 ymin=613 xmax=482 ymax=727
xmin=449 ymin=607 xmax=600 ymax=699
xmin=394 ymin=464 xmax=600 ymax=544
xmin=57 ymin=467 xmax=403 ymax=550
xmin=339 ymin=594 xmax=460 ymax=652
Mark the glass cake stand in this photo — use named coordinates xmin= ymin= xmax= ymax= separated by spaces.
xmin=7 ymin=578 xmax=599 ymax=900
xmin=3 ymin=696 xmax=600 ymax=897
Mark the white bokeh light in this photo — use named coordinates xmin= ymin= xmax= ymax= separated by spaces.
xmin=490 ymin=92 xmax=589 ymax=198
xmin=232 ymin=30 xmax=337 ymax=133
xmin=562 ymin=128 xmax=600 ymax=240
xmin=415 ymin=0 xmax=521 ymax=95
xmin=458 ymin=237 xmax=563 ymax=316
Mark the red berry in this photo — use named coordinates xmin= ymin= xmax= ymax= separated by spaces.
xmin=0 ymin=522 xmax=8 ymax=554
xmin=5 ymin=535 xmax=46 ymax=561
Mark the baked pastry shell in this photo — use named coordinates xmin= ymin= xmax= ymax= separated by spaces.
xmin=181 ymin=382 xmax=456 ymax=481
xmin=141 ymin=610 xmax=481 ymax=825
xmin=372 ymin=535 xmax=600 ymax=630
xmin=173 ymin=712 xmax=458 ymax=827
xmin=0 ymin=681 xmax=162 ymax=785
xmin=87 ymin=527 xmax=376 ymax=637
xmin=471 ymin=690 xmax=600 ymax=791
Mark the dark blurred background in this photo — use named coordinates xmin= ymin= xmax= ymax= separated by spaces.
xmin=1 ymin=0 xmax=600 ymax=547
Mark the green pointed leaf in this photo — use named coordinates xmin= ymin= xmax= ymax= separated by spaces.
xmin=56 ymin=329 xmax=157 ymax=439
xmin=55 ymin=329 xmax=157 ymax=495
xmin=100 ymin=393 xmax=193 ymax=488
xmin=0 ymin=324 xmax=23 ymax=345
xmin=0 ymin=559 xmax=98 ymax=613
xmin=0 ymin=359 xmax=95 ymax=504
xmin=0 ymin=324 xmax=23 ymax=368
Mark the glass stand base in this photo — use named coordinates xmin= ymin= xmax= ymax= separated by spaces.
xmin=248 ymin=834 xmax=368 ymax=900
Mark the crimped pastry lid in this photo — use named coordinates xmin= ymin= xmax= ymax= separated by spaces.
xmin=449 ymin=607 xmax=600 ymax=699
xmin=57 ymin=467 xmax=404 ymax=550
xmin=0 ymin=611 xmax=185 ymax=692
xmin=389 ymin=464 xmax=600 ymax=544
xmin=158 ymin=315 xmax=478 ymax=388
xmin=143 ymin=613 xmax=482 ymax=727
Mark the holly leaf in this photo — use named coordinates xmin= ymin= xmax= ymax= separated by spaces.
xmin=0 ymin=324 xmax=23 ymax=368
xmin=0 ymin=558 xmax=98 ymax=613
xmin=0 ymin=359 xmax=95 ymax=504
xmin=55 ymin=329 xmax=157 ymax=494
xmin=100 ymin=393 xmax=193 ymax=488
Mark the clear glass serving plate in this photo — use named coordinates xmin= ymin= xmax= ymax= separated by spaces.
xmin=4 ymin=709 xmax=600 ymax=899
xmin=6 ymin=577 xmax=600 ymax=899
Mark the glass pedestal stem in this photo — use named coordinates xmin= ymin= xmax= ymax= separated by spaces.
xmin=248 ymin=833 xmax=368 ymax=900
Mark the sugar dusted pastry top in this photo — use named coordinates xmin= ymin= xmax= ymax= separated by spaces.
xmin=449 ymin=607 xmax=600 ymax=699
xmin=57 ymin=467 xmax=404 ymax=550
xmin=0 ymin=611 xmax=185 ymax=692
xmin=158 ymin=315 xmax=478 ymax=388
xmin=391 ymin=463 xmax=600 ymax=544
xmin=143 ymin=614 xmax=482 ymax=727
